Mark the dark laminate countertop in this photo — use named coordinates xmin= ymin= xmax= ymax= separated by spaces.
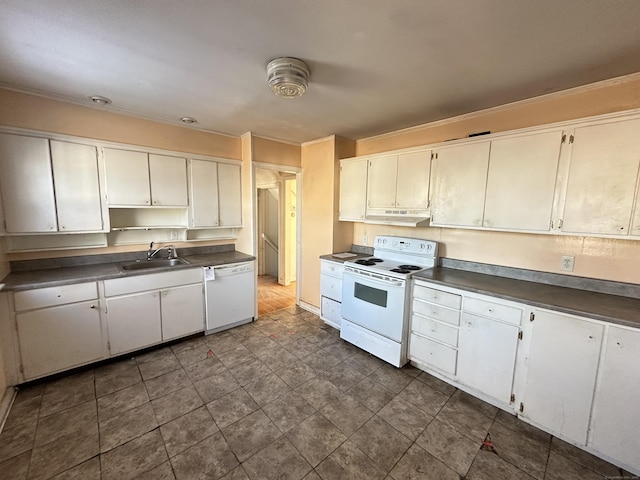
xmin=415 ymin=267 xmax=640 ymax=328
xmin=0 ymin=250 xmax=255 ymax=292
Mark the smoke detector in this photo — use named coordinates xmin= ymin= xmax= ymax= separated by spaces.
xmin=267 ymin=57 xmax=310 ymax=98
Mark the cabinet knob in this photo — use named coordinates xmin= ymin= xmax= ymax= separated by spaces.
xmin=90 ymin=305 xmax=96 ymax=309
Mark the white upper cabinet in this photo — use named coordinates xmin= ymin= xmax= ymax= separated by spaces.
xmin=217 ymin=162 xmax=242 ymax=227
xmin=0 ymin=133 xmax=57 ymax=233
xmin=148 ymin=154 xmax=188 ymax=206
xmin=431 ymin=141 xmax=490 ymax=227
xmin=560 ymin=119 xmax=640 ymax=235
xmin=0 ymin=134 xmax=105 ymax=234
xmin=339 ymin=157 xmax=368 ymax=221
xmin=50 ymin=140 xmax=104 ymax=232
xmin=396 ymin=151 xmax=431 ymax=210
xmin=104 ymin=148 xmax=187 ymax=207
xmin=483 ymin=131 xmax=563 ymax=231
xmin=367 ymin=154 xmax=398 ymax=209
xmin=366 ymin=151 xmax=431 ymax=211
xmin=188 ymin=159 xmax=242 ymax=228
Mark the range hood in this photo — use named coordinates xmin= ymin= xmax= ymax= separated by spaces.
xmin=364 ymin=208 xmax=430 ymax=227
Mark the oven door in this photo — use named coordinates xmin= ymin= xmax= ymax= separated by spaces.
xmin=341 ymin=267 xmax=406 ymax=342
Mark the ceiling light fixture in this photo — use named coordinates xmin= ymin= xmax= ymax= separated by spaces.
xmin=267 ymin=57 xmax=310 ymax=98
xmin=89 ymin=95 xmax=112 ymax=105
xmin=180 ymin=116 xmax=198 ymax=124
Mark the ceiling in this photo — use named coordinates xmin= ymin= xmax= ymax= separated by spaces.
xmin=2 ymin=1 xmax=640 ymax=144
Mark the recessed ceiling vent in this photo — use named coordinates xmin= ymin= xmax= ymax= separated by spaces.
xmin=267 ymin=57 xmax=310 ymax=98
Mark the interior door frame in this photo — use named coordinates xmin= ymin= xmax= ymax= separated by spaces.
xmin=252 ymin=162 xmax=302 ymax=306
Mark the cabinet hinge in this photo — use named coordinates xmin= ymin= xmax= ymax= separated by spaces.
xmin=107 ymin=341 xmax=111 ymax=351
xmin=3 ymin=220 xmax=6 ymax=230
xmin=430 ymin=152 xmax=434 ymax=160
xmin=519 ymin=402 xmax=524 ymax=413
xmin=561 ymin=134 xmax=566 ymax=143
xmin=529 ymin=312 xmax=535 ymax=322
xmin=19 ymin=364 xmax=24 ymax=374
xmin=510 ymin=393 xmax=515 ymax=403
xmin=569 ymin=134 xmax=574 ymax=144
xmin=518 ymin=330 xmax=523 ymax=340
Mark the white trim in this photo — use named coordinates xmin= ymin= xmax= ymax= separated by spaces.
xmin=299 ymin=300 xmax=320 ymax=316
xmin=250 ymin=133 xmax=301 ymax=147
xmin=0 ymin=387 xmax=16 ymax=432
xmin=253 ymin=161 xmax=301 ymax=173
xmin=301 ymin=135 xmax=337 ymax=147
xmin=357 ymin=72 xmax=640 ymax=143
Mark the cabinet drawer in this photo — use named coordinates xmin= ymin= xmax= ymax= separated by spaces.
xmin=413 ymin=284 xmax=461 ymax=310
xmin=14 ymin=282 xmax=98 ymax=311
xmin=104 ymin=268 xmax=203 ymax=297
xmin=320 ymin=274 xmax=342 ymax=302
xmin=321 ymin=296 xmax=342 ymax=328
xmin=409 ymin=333 xmax=457 ymax=375
xmin=411 ymin=314 xmax=459 ymax=346
xmin=464 ymin=296 xmax=522 ymax=325
xmin=321 ymin=261 xmax=344 ymax=278
xmin=412 ymin=299 xmax=460 ymax=326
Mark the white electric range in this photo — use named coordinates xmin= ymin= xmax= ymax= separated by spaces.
xmin=341 ymin=235 xmax=439 ymax=367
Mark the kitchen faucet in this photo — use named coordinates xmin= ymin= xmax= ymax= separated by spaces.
xmin=147 ymin=242 xmax=176 ymax=260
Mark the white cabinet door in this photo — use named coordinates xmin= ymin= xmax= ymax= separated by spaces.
xmin=160 ymin=284 xmax=204 ymax=341
xmin=483 ymin=131 xmax=563 ymax=231
xmin=431 ymin=142 xmax=490 ymax=227
xmin=589 ymin=326 xmax=640 ymax=471
xmin=104 ymin=148 xmax=151 ymax=206
xmin=50 ymin=140 xmax=104 ymax=232
xmin=217 ymin=162 xmax=242 ymax=227
xmin=339 ymin=157 xmax=368 ymax=221
xmin=17 ymin=301 xmax=104 ymax=379
xmin=367 ymin=154 xmax=398 ymax=209
xmin=106 ymin=291 xmax=162 ymax=355
xmin=520 ymin=309 xmax=603 ymax=445
xmin=396 ymin=151 xmax=431 ymax=209
xmin=0 ymin=133 xmax=57 ymax=233
xmin=457 ymin=312 xmax=519 ymax=403
xmin=189 ymin=159 xmax=219 ymax=227
xmin=561 ymin=119 xmax=640 ymax=235
xmin=148 ymin=154 xmax=188 ymax=206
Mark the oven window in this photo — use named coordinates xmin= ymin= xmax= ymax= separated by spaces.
xmin=354 ymin=282 xmax=388 ymax=308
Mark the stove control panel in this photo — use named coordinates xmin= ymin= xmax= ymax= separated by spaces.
xmin=375 ymin=235 xmax=437 ymax=257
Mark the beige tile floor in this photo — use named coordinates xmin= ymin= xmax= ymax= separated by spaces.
xmin=0 ymin=306 xmax=634 ymax=480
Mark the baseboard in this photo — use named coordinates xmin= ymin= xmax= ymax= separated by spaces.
xmin=0 ymin=387 xmax=16 ymax=433
xmin=299 ymin=300 xmax=320 ymax=316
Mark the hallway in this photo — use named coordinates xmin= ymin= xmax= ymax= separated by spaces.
xmin=257 ymin=275 xmax=296 ymax=316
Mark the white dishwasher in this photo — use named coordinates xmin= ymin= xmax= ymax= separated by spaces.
xmin=204 ymin=261 xmax=255 ymax=334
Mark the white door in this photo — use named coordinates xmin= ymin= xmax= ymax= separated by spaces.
xmin=520 ymin=309 xmax=603 ymax=445
xmin=367 ymin=154 xmax=398 ymax=209
xmin=589 ymin=326 xmax=640 ymax=470
xmin=483 ymin=131 xmax=563 ymax=231
xmin=189 ymin=159 xmax=219 ymax=227
xmin=149 ymin=154 xmax=188 ymax=206
xmin=396 ymin=151 xmax=431 ymax=209
xmin=17 ymin=301 xmax=104 ymax=379
xmin=50 ymin=140 xmax=104 ymax=232
xmin=0 ymin=133 xmax=57 ymax=233
xmin=106 ymin=292 xmax=162 ymax=355
xmin=431 ymin=141 xmax=490 ymax=227
xmin=104 ymin=148 xmax=151 ymax=205
xmin=456 ymin=312 xmax=519 ymax=403
xmin=218 ymin=162 xmax=242 ymax=226
xmin=339 ymin=157 xmax=368 ymax=221
xmin=160 ymin=284 xmax=204 ymax=341
xmin=561 ymin=119 xmax=640 ymax=235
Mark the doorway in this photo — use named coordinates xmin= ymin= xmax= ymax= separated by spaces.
xmin=255 ymin=166 xmax=299 ymax=316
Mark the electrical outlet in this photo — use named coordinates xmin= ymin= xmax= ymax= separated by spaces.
xmin=170 ymin=230 xmax=178 ymax=240
xmin=362 ymin=235 xmax=368 ymax=245
xmin=560 ymin=255 xmax=575 ymax=272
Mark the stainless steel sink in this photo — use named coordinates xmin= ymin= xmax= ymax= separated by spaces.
xmin=121 ymin=258 xmax=190 ymax=271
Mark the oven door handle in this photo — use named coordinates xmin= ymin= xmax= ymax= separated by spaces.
xmin=344 ymin=271 xmax=404 ymax=288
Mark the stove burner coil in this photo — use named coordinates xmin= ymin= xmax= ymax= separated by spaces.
xmin=397 ymin=265 xmax=421 ymax=270
xmin=390 ymin=268 xmax=411 ymax=274
xmin=355 ymin=258 xmax=384 ymax=266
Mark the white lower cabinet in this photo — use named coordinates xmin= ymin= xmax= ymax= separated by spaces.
xmin=589 ymin=326 xmax=640 ymax=472
xmin=320 ymin=260 xmax=344 ymax=329
xmin=13 ymin=282 xmax=105 ymax=380
xmin=106 ymin=291 xmax=162 ymax=356
xmin=518 ymin=308 xmax=603 ymax=446
xmin=104 ymin=269 xmax=204 ymax=356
